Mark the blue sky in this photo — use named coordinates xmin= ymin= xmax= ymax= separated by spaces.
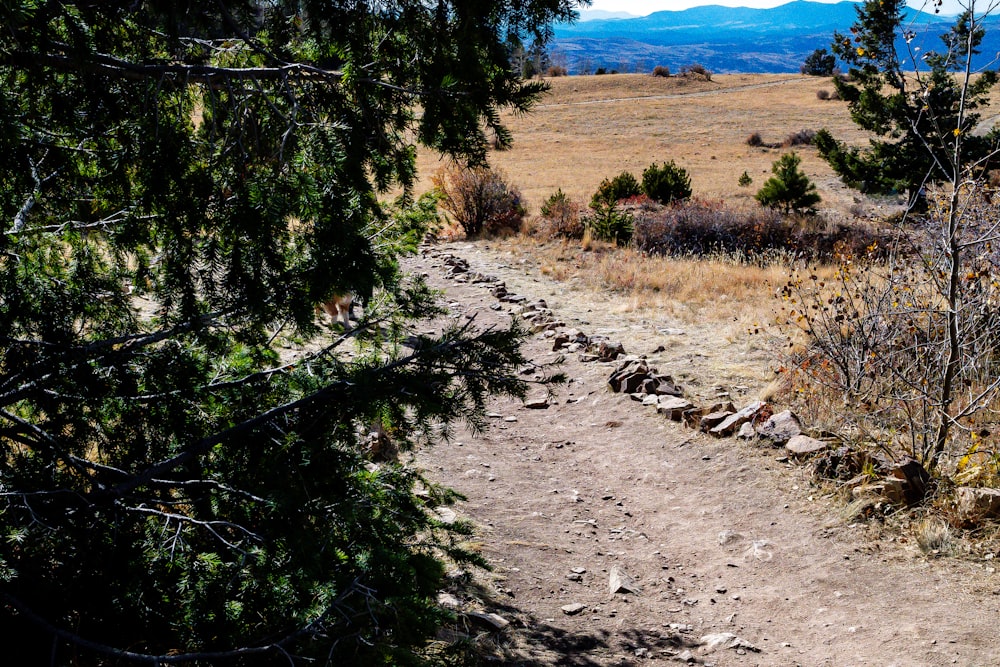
xmin=585 ymin=0 xmax=967 ymax=16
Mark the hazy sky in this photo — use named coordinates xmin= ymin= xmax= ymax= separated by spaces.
xmin=585 ymin=0 xmax=967 ymax=16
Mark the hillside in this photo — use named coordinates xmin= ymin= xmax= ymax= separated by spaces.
xmin=551 ymin=0 xmax=997 ymax=74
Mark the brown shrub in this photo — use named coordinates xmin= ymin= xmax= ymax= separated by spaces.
xmin=631 ymin=199 xmax=892 ymax=263
xmin=783 ymin=129 xmax=817 ymax=148
xmin=651 ymin=65 xmax=671 ymax=77
xmin=546 ymin=65 xmax=568 ymax=77
xmin=746 ymin=132 xmax=763 ymax=147
xmin=681 ymin=63 xmax=712 ymax=81
xmin=816 ymin=89 xmax=830 ymax=100
xmin=431 ymin=162 xmax=525 ymax=237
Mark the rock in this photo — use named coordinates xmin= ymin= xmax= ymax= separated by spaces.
xmin=433 ymin=507 xmax=458 ymax=524
xmin=700 ymin=632 xmax=761 ymax=653
xmin=466 ymin=611 xmax=510 ymax=630
xmin=700 ymin=410 xmax=735 ymax=432
xmin=524 ymin=397 xmax=549 ymax=409
xmin=657 ymin=397 xmax=694 ymax=421
xmin=561 ymin=602 xmax=587 ymax=615
xmin=552 ymin=332 xmax=570 ymax=350
xmin=682 ymin=407 xmax=706 ymax=429
xmin=609 ymin=566 xmax=641 ymax=595
xmin=639 ymin=378 xmax=661 ymax=395
xmin=597 ymin=340 xmax=626 ymax=362
xmin=736 ymin=422 xmax=757 ymax=440
xmin=566 ymin=572 xmax=583 ymax=582
xmin=608 ymin=359 xmax=649 ymax=392
xmin=785 ymin=434 xmax=828 ymax=458
xmin=709 ymin=400 xmax=767 ymax=438
xmin=652 ymin=375 xmax=684 ymax=396
xmin=956 ymin=486 xmax=1000 ymax=520
xmin=641 ymin=394 xmax=660 ymax=406
xmin=579 ymin=353 xmax=599 ymax=363
xmin=889 ymin=457 xmax=932 ymax=505
xmin=676 ymin=649 xmax=695 ymax=662
xmin=437 ymin=592 xmax=462 ymax=609
xmin=757 ymin=410 xmax=802 ymax=445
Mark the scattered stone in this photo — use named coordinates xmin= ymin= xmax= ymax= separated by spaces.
xmin=785 ymin=434 xmax=828 ymax=458
xmin=597 ymin=340 xmax=626 ymax=362
xmin=524 ymin=397 xmax=549 ymax=409
xmin=709 ymin=401 xmax=767 ymax=438
xmin=657 ymin=397 xmax=694 ymax=421
xmin=641 ymin=394 xmax=660 ymax=406
xmin=561 ymin=602 xmax=587 ymax=615
xmin=956 ymin=486 xmax=1000 ymax=520
xmin=609 ymin=566 xmax=641 ymax=595
xmin=571 ymin=567 xmax=587 ymax=574
xmin=736 ymin=422 xmax=757 ymax=440
xmin=757 ymin=410 xmax=802 ymax=445
xmin=675 ymin=649 xmax=695 ymax=662
xmin=700 ymin=410 xmax=735 ymax=432
xmin=437 ymin=592 xmax=461 ymax=609
xmin=466 ymin=611 xmax=510 ymax=630
xmin=433 ymin=507 xmax=458 ymax=524
xmin=700 ymin=632 xmax=761 ymax=653
xmin=566 ymin=572 xmax=583 ymax=582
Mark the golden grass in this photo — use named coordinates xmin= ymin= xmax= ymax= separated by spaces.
xmin=415 ymin=73 xmax=883 ymax=216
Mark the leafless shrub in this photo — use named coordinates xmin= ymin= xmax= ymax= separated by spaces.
xmin=783 ymin=129 xmax=817 ymax=148
xmin=817 ymin=89 xmax=831 ymax=100
xmin=546 ymin=65 xmax=568 ymax=77
xmin=651 ymin=65 xmax=671 ymax=77
xmin=432 ymin=162 xmax=525 ymax=237
xmin=746 ymin=132 xmax=763 ymax=147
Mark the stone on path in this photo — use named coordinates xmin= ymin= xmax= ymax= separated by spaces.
xmin=609 ymin=566 xmax=641 ymax=595
xmin=785 ymin=434 xmax=828 ymax=458
xmin=700 ymin=632 xmax=761 ymax=653
xmin=757 ymin=410 xmax=802 ymax=445
xmin=956 ymin=487 xmax=1000 ymax=520
xmin=561 ymin=602 xmax=587 ymax=615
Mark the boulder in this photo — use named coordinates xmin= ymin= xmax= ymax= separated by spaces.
xmin=736 ymin=422 xmax=757 ymax=440
xmin=700 ymin=410 xmax=735 ymax=432
xmin=657 ymin=397 xmax=694 ymax=421
xmin=955 ymin=486 xmax=1000 ymax=521
xmin=785 ymin=434 xmax=828 ymax=458
xmin=597 ymin=340 xmax=626 ymax=362
xmin=708 ymin=400 xmax=767 ymax=438
xmin=609 ymin=566 xmax=641 ymax=595
xmin=757 ymin=410 xmax=802 ymax=445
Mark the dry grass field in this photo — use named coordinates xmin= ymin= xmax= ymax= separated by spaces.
xmin=416 ymin=73 xmax=893 ymax=217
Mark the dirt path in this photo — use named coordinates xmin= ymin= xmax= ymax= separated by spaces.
xmin=408 ymin=241 xmax=1000 ymax=667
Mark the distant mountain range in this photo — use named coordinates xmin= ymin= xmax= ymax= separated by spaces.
xmin=553 ymin=1 xmax=1000 ymax=74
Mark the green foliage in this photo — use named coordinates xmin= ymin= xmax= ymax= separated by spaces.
xmin=821 ymin=1 xmax=998 ymax=200
xmin=801 ymin=48 xmax=836 ymax=76
xmin=0 ymin=0 xmax=575 ymax=663
xmin=539 ymin=189 xmax=584 ymax=239
xmin=641 ymin=161 xmax=692 ymax=205
xmin=755 ymin=153 xmax=821 ymax=214
xmin=590 ymin=171 xmax=642 ymax=208
xmin=587 ymin=199 xmax=634 ymax=246
xmin=432 ymin=163 xmax=526 ymax=237
xmin=738 ymin=171 xmax=754 ymax=187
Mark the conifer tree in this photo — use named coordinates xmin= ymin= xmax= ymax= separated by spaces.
xmin=0 ymin=1 xmax=577 ymax=663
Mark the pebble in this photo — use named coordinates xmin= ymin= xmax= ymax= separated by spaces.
xmin=561 ymin=602 xmax=587 ymax=615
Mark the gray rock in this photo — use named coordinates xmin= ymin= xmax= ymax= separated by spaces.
xmin=609 ymin=566 xmax=641 ymax=595
xmin=700 ymin=410 xmax=735 ymax=432
xmin=524 ymin=397 xmax=549 ymax=409
xmin=889 ymin=457 xmax=931 ymax=505
xmin=757 ymin=410 xmax=802 ymax=445
xmin=561 ymin=602 xmax=587 ymax=615
xmin=956 ymin=486 xmax=1000 ymax=520
xmin=709 ymin=400 xmax=767 ymax=438
xmin=437 ymin=592 xmax=462 ymax=609
xmin=785 ymin=434 xmax=828 ymax=457
xmin=657 ymin=397 xmax=694 ymax=421
xmin=700 ymin=632 xmax=761 ymax=653
xmin=736 ymin=422 xmax=757 ymax=440
xmin=641 ymin=394 xmax=660 ymax=406
xmin=466 ymin=611 xmax=510 ymax=630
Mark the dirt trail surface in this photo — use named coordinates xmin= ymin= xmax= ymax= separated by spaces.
xmin=407 ymin=241 xmax=1000 ymax=667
